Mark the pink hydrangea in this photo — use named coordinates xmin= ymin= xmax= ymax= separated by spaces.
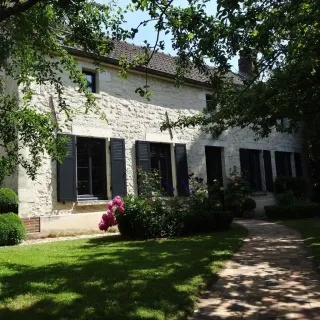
xmin=108 ymin=200 xmax=114 ymax=211
xmin=99 ymin=196 xmax=125 ymax=231
xmin=231 ymin=176 xmax=236 ymax=181
xmin=234 ymin=183 xmax=239 ymax=187
xmin=113 ymin=196 xmax=123 ymax=207
xmin=99 ymin=211 xmax=116 ymax=231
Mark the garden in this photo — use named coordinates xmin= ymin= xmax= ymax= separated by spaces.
xmin=0 ymin=168 xmax=251 ymax=319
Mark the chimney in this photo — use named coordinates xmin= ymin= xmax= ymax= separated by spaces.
xmin=238 ymin=56 xmax=253 ymax=77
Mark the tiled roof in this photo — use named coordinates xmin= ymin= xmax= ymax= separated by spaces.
xmin=106 ymin=41 xmax=211 ymax=84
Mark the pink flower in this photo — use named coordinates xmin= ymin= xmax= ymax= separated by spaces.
xmin=231 ymin=176 xmax=235 ymax=181
xmin=112 ymin=196 xmax=123 ymax=207
xmin=108 ymin=200 xmax=114 ymax=211
xmin=118 ymin=204 xmax=125 ymax=214
xmin=98 ymin=219 xmax=108 ymax=231
xmin=234 ymin=183 xmax=239 ymax=187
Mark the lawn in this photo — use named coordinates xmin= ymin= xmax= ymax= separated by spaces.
xmin=277 ymin=218 xmax=320 ymax=275
xmin=0 ymin=224 xmax=246 ymax=320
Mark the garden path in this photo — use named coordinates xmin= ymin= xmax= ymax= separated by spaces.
xmin=193 ymin=219 xmax=320 ymax=320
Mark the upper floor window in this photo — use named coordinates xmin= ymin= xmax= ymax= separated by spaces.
xmin=206 ymin=94 xmax=216 ymax=111
xmin=83 ymin=70 xmax=97 ymax=93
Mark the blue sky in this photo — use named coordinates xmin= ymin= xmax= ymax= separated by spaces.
xmin=100 ymin=0 xmax=239 ymax=72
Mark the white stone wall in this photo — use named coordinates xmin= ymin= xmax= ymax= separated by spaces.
xmin=16 ymin=57 xmax=306 ymax=218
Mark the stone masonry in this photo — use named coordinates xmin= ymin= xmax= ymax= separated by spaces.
xmin=2 ymin=57 xmax=307 ymax=230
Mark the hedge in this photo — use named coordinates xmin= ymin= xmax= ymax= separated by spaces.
xmin=0 ymin=188 xmax=18 ymax=214
xmin=0 ymin=213 xmax=26 ymax=246
xmin=274 ymin=177 xmax=308 ymax=198
xmin=116 ymin=196 xmax=233 ymax=239
xmin=265 ymin=203 xmax=320 ymax=219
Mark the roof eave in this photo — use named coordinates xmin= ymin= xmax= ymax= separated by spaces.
xmin=66 ymin=47 xmax=212 ymax=89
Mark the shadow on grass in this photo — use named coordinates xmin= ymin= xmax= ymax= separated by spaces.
xmin=0 ymin=226 xmax=246 ymax=320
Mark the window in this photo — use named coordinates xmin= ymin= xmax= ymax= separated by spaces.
xmin=240 ymin=149 xmax=262 ymax=191
xmin=77 ymin=137 xmax=106 ymax=200
xmin=150 ymin=143 xmax=173 ymax=195
xmin=136 ymin=141 xmax=189 ymax=196
xmin=205 ymin=94 xmax=216 ymax=111
xmin=57 ymin=134 xmax=127 ymax=202
xmin=275 ymin=151 xmax=292 ymax=177
xmin=205 ymin=146 xmax=223 ymax=185
xmin=83 ymin=70 xmax=97 ymax=93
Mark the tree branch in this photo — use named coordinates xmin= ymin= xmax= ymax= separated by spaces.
xmin=0 ymin=0 xmax=42 ymax=23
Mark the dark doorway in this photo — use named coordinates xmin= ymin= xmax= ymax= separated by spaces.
xmin=205 ymin=146 xmax=223 ymax=186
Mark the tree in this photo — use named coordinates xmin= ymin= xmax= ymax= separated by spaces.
xmin=0 ymin=0 xmax=130 ymax=184
xmin=135 ymin=0 xmax=319 ymax=184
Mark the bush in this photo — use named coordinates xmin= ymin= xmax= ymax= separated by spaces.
xmin=115 ymin=196 xmax=185 ymax=239
xmin=265 ymin=203 xmax=320 ymax=219
xmin=277 ymin=191 xmax=295 ymax=206
xmin=0 ymin=213 xmax=25 ymax=245
xmin=115 ymin=194 xmax=233 ymax=239
xmin=242 ymin=197 xmax=256 ymax=210
xmin=274 ymin=177 xmax=308 ymax=199
xmin=0 ymin=188 xmax=18 ymax=214
xmin=224 ymin=168 xmax=251 ymax=216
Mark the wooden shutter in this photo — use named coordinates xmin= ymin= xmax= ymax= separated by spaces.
xmin=57 ymin=134 xmax=77 ymax=202
xmin=263 ymin=150 xmax=273 ymax=192
xmin=110 ymin=138 xmax=127 ymax=198
xmin=294 ymin=153 xmax=303 ymax=177
xmin=175 ymin=144 xmax=189 ymax=196
xmin=135 ymin=141 xmax=151 ymax=173
xmin=239 ymin=148 xmax=250 ymax=179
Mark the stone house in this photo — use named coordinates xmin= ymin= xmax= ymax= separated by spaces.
xmin=2 ymin=42 xmax=307 ymax=233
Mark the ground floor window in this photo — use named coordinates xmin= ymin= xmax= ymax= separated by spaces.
xmin=275 ymin=151 xmax=292 ymax=177
xmin=135 ymin=141 xmax=189 ymax=196
xmin=150 ymin=143 xmax=173 ymax=195
xmin=240 ymin=148 xmax=263 ymax=191
xmin=77 ymin=137 xmax=106 ymax=200
xmin=205 ymin=146 xmax=223 ymax=185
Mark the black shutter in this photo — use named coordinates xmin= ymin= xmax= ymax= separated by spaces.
xmin=275 ymin=151 xmax=283 ymax=176
xmin=110 ymin=138 xmax=127 ymax=198
xmin=263 ymin=150 xmax=273 ymax=192
xmin=294 ymin=153 xmax=303 ymax=177
xmin=239 ymin=148 xmax=250 ymax=180
xmin=135 ymin=141 xmax=151 ymax=173
xmin=57 ymin=134 xmax=77 ymax=202
xmin=175 ymin=144 xmax=189 ymax=196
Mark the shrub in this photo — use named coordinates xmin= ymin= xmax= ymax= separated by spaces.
xmin=265 ymin=203 xmax=320 ymax=219
xmin=0 ymin=213 xmax=26 ymax=245
xmin=115 ymin=196 xmax=185 ymax=239
xmin=277 ymin=191 xmax=295 ymax=206
xmin=242 ymin=197 xmax=256 ymax=210
xmin=224 ymin=168 xmax=250 ymax=215
xmin=274 ymin=177 xmax=308 ymax=199
xmin=0 ymin=188 xmax=18 ymax=214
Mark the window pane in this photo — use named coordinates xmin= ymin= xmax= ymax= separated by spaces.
xmin=150 ymin=143 xmax=173 ymax=195
xmin=83 ymin=70 xmax=96 ymax=93
xmin=76 ymin=137 xmax=106 ymax=198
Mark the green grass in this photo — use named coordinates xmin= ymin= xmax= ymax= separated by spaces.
xmin=276 ymin=218 xmax=320 ymax=275
xmin=0 ymin=224 xmax=246 ymax=320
